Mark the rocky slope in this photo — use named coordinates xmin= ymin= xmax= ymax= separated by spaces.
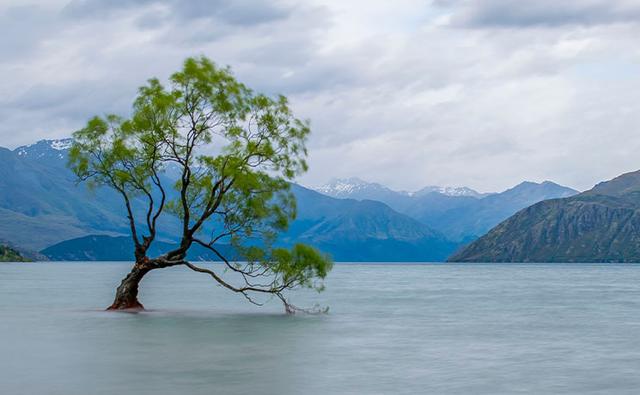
xmin=449 ymin=170 xmax=640 ymax=263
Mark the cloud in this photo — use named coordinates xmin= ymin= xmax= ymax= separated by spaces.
xmin=63 ymin=0 xmax=292 ymax=26
xmin=0 ymin=5 xmax=61 ymax=57
xmin=0 ymin=0 xmax=331 ymax=137
xmin=444 ymin=0 xmax=640 ymax=28
xmin=1 ymin=0 xmax=640 ymax=193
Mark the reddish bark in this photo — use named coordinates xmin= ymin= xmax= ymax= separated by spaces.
xmin=106 ymin=262 xmax=152 ymax=311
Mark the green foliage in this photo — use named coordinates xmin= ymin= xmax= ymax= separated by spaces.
xmin=272 ymin=244 xmax=333 ymax=291
xmin=68 ymin=56 xmax=331 ymax=300
xmin=0 ymin=245 xmax=30 ymax=262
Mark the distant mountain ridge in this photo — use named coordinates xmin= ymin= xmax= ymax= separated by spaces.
xmin=43 ymin=185 xmax=459 ymax=262
xmin=414 ymin=185 xmax=488 ymax=198
xmin=450 ymin=170 xmax=640 ymax=263
xmin=315 ymin=177 xmax=485 ymax=199
xmin=15 ymin=138 xmax=74 ymax=158
xmin=0 ymin=139 xmax=458 ymax=262
xmin=0 ymin=139 xmax=130 ymax=250
xmin=0 ymin=137 xmax=579 ymax=261
xmin=313 ymin=177 xmax=578 ymax=241
xmin=282 ymin=184 xmax=457 ymax=261
xmin=42 ymin=235 xmax=235 ymax=262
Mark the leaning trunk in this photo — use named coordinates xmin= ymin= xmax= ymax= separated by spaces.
xmin=107 ymin=262 xmax=152 ymax=311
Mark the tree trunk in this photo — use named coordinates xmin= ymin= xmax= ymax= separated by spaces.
xmin=107 ymin=262 xmax=152 ymax=311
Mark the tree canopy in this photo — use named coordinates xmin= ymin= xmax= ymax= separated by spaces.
xmin=69 ymin=56 xmax=332 ymax=312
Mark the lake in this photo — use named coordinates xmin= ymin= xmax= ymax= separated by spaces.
xmin=2 ymin=262 xmax=640 ymax=394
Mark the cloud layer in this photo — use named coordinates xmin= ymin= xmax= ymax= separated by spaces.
xmin=2 ymin=0 xmax=640 ymax=192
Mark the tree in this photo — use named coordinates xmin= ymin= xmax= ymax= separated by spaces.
xmin=69 ymin=57 xmax=332 ymax=312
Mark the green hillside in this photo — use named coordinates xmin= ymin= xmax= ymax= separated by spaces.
xmin=0 ymin=245 xmax=30 ymax=262
xmin=450 ymin=171 xmax=640 ymax=263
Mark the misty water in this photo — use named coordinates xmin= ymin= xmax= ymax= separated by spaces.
xmin=3 ymin=263 xmax=640 ymax=394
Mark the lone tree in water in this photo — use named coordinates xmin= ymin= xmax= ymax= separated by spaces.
xmin=69 ymin=57 xmax=332 ymax=312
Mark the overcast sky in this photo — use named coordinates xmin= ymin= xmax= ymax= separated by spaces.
xmin=2 ymin=0 xmax=640 ymax=192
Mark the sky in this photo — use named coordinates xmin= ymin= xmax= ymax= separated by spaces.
xmin=1 ymin=0 xmax=640 ymax=193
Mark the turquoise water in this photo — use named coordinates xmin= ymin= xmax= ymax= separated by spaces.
xmin=2 ymin=262 xmax=640 ymax=394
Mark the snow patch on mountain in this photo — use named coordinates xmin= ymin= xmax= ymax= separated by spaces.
xmin=315 ymin=178 xmax=485 ymax=199
xmin=315 ymin=177 xmax=411 ymax=199
xmin=317 ymin=177 xmax=377 ymax=195
xmin=50 ymin=139 xmax=73 ymax=150
xmin=14 ymin=138 xmax=74 ymax=159
xmin=414 ymin=185 xmax=486 ymax=198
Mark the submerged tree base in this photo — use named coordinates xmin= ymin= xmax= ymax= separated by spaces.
xmin=105 ymin=262 xmax=151 ymax=311
xmin=106 ymin=300 xmax=145 ymax=311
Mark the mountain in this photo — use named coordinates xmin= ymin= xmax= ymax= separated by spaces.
xmin=0 ymin=139 xmax=197 ymax=251
xmin=414 ymin=185 xmax=487 ymax=198
xmin=0 ymin=140 xmax=129 ymax=250
xmin=1 ymin=137 xmax=576 ymax=262
xmin=314 ymin=178 xmax=413 ymax=209
xmin=42 ymin=235 xmax=234 ymax=262
xmin=43 ymin=185 xmax=459 ymax=262
xmin=313 ymin=177 xmax=578 ymax=241
xmin=410 ymin=181 xmax=578 ymax=241
xmin=1 ymin=138 xmax=458 ymax=262
xmin=316 ymin=178 xmax=483 ymax=200
xmin=43 ymin=235 xmax=167 ymax=261
xmin=281 ymin=185 xmax=458 ymax=261
xmin=449 ymin=170 xmax=640 ymax=263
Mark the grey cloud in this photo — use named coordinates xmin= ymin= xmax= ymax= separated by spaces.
xmin=169 ymin=0 xmax=290 ymax=26
xmin=0 ymin=79 xmax=137 ymax=147
xmin=0 ymin=0 xmax=333 ymax=144
xmin=0 ymin=5 xmax=60 ymax=57
xmin=63 ymin=0 xmax=291 ymax=26
xmin=8 ymin=80 xmax=132 ymax=116
xmin=2 ymin=0 xmax=640 ymax=193
xmin=447 ymin=0 xmax=640 ymax=28
xmin=62 ymin=0 xmax=153 ymax=18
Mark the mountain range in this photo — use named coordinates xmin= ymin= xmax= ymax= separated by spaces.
xmin=450 ymin=170 xmax=640 ymax=263
xmin=43 ymin=184 xmax=463 ymax=262
xmin=1 ymin=138 xmax=579 ymax=262
xmin=316 ymin=177 xmax=486 ymax=200
xmin=0 ymin=139 xmax=129 ymax=250
xmin=313 ymin=177 xmax=578 ymax=241
xmin=0 ymin=139 xmax=458 ymax=261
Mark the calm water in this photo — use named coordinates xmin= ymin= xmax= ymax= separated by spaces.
xmin=3 ymin=262 xmax=640 ymax=394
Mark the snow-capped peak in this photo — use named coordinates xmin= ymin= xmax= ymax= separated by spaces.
xmin=414 ymin=185 xmax=484 ymax=198
xmin=314 ymin=177 xmax=408 ymax=199
xmin=14 ymin=138 xmax=73 ymax=159
xmin=316 ymin=177 xmax=373 ymax=196
xmin=314 ymin=177 xmax=486 ymax=200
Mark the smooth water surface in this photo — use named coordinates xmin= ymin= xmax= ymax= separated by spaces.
xmin=3 ymin=262 xmax=640 ymax=394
